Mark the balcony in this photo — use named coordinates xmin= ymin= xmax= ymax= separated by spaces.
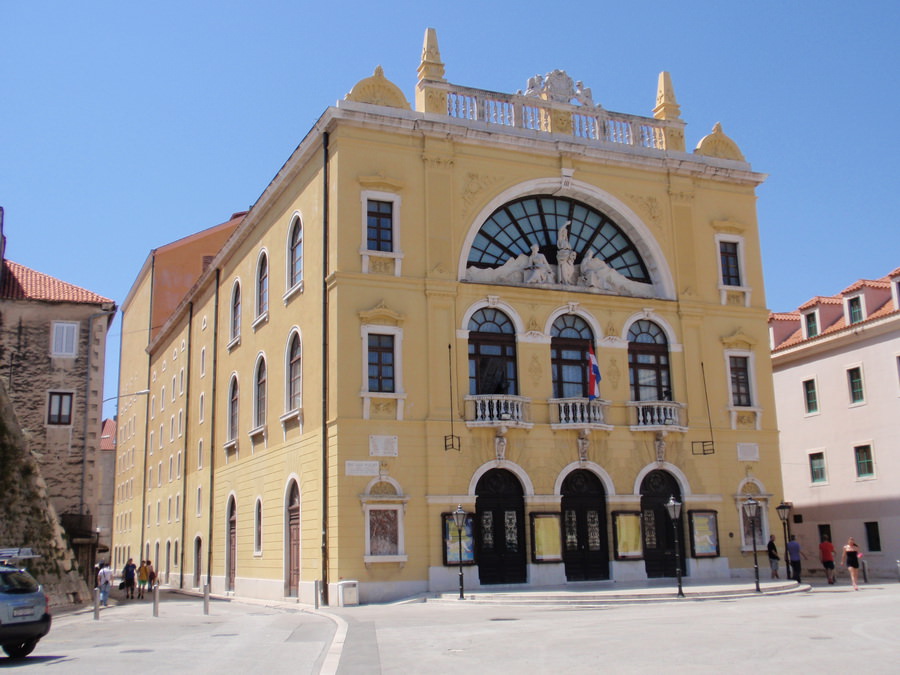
xmin=549 ymin=398 xmax=613 ymax=431
xmin=465 ymin=395 xmax=532 ymax=428
xmin=628 ymin=401 xmax=687 ymax=431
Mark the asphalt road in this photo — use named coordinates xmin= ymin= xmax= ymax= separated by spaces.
xmin=4 ymin=582 xmax=899 ymax=674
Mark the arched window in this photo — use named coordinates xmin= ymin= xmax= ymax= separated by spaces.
xmin=467 ymin=308 xmax=517 ymax=395
xmin=551 ymin=315 xmax=594 ymax=398
xmin=230 ymin=282 xmax=241 ymax=341
xmin=288 ymin=217 xmax=303 ymax=289
xmin=254 ymin=358 xmax=267 ymax=428
xmin=287 ymin=332 xmax=302 ymax=411
xmin=256 ymin=253 xmax=269 ymax=317
xmin=227 ymin=376 xmax=239 ymax=441
xmin=627 ymin=320 xmax=671 ymax=402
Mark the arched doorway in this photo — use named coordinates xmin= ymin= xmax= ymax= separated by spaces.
xmin=165 ymin=540 xmax=171 ymax=584
xmin=639 ymin=469 xmax=685 ymax=578
xmin=193 ymin=537 xmax=202 ymax=588
xmin=475 ymin=469 xmax=526 ymax=585
xmin=226 ymin=497 xmax=237 ymax=591
xmin=286 ymin=482 xmax=300 ymax=597
xmin=561 ymin=469 xmax=609 ymax=581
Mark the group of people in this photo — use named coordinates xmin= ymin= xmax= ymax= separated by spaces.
xmin=767 ymin=534 xmax=863 ymax=588
xmin=96 ymin=558 xmax=158 ymax=606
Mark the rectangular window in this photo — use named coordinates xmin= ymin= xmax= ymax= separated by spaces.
xmin=729 ymin=355 xmax=752 ymax=407
xmin=864 ymin=522 xmax=881 ymax=552
xmin=51 ymin=321 xmax=78 ymax=356
xmin=804 ymin=312 xmax=818 ymax=338
xmin=718 ymin=241 xmax=741 ymax=286
xmin=848 ymin=296 xmax=863 ymax=324
xmin=847 ymin=367 xmax=864 ymax=403
xmin=367 ymin=199 xmax=394 ymax=252
xmin=809 ymin=452 xmax=827 ymax=483
xmin=368 ymin=334 xmax=395 ymax=393
xmin=803 ymin=379 xmax=818 ymax=414
xmin=854 ymin=444 xmax=874 ymax=477
xmin=47 ymin=392 xmax=74 ymax=425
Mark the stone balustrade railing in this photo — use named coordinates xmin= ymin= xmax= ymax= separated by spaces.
xmin=549 ymin=398 xmax=612 ymax=429
xmin=627 ymin=401 xmax=686 ymax=429
xmin=465 ymin=395 xmax=531 ymax=427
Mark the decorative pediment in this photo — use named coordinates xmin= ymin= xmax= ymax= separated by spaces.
xmin=721 ymin=328 xmax=757 ymax=350
xmin=694 ymin=123 xmax=746 ymax=161
xmin=359 ymin=173 xmax=405 ymax=192
xmin=711 ymin=219 xmax=747 ymax=235
xmin=346 ymin=66 xmax=411 ymax=110
xmin=359 ymin=300 xmax=405 ymax=326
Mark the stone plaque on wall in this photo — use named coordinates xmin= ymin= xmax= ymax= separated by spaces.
xmin=345 ymin=460 xmax=380 ymax=476
xmin=369 ymin=435 xmax=399 ymax=457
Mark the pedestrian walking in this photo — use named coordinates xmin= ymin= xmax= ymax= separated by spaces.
xmin=122 ymin=558 xmax=137 ymax=599
xmin=137 ymin=560 xmax=149 ymax=599
xmin=841 ymin=537 xmax=862 ymax=590
xmin=766 ymin=534 xmax=780 ymax=579
xmin=96 ymin=562 xmax=114 ymax=607
xmin=148 ymin=562 xmax=157 ymax=591
xmin=786 ymin=535 xmax=807 ymax=584
xmin=818 ymin=535 xmax=836 ymax=584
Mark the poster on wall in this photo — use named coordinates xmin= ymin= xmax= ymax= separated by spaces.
xmin=530 ymin=512 xmax=563 ymax=563
xmin=612 ymin=511 xmax=643 ymax=560
xmin=442 ymin=512 xmax=475 ymax=566
xmin=689 ymin=510 xmax=720 ymax=558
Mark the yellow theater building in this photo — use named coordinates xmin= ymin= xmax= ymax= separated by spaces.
xmin=112 ymin=29 xmax=782 ymax=604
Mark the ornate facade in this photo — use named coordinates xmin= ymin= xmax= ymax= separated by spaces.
xmin=113 ymin=29 xmax=782 ymax=603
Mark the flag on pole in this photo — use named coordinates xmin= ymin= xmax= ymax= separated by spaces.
xmin=587 ymin=344 xmax=601 ymax=400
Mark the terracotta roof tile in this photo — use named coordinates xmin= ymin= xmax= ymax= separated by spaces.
xmin=100 ymin=419 xmax=117 ymax=451
xmin=0 ymin=260 xmax=113 ymax=304
xmin=841 ymin=279 xmax=890 ymax=294
xmin=798 ymin=295 xmax=841 ymax=311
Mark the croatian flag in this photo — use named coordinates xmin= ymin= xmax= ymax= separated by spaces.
xmin=587 ymin=344 xmax=601 ymax=400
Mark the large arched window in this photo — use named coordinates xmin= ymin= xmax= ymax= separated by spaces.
xmin=227 ymin=376 xmax=239 ymax=441
xmin=230 ymin=282 xmax=241 ymax=341
xmin=468 ymin=308 xmax=517 ymax=395
xmin=627 ymin=320 xmax=671 ymax=402
xmin=288 ymin=217 xmax=303 ymax=289
xmin=287 ymin=332 xmax=301 ymax=412
xmin=256 ymin=252 xmax=269 ymax=317
xmin=254 ymin=358 xmax=267 ymax=428
xmin=551 ymin=315 xmax=594 ymax=398
xmin=466 ymin=195 xmax=650 ymax=283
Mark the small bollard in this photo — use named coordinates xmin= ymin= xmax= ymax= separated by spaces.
xmin=93 ymin=587 xmax=100 ymax=621
xmin=862 ymin=558 xmax=869 ymax=584
xmin=203 ymin=584 xmax=210 ymax=615
xmin=152 ymin=584 xmax=160 ymax=617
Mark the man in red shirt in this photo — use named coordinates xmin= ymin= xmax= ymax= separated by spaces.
xmin=819 ymin=535 xmax=836 ymax=584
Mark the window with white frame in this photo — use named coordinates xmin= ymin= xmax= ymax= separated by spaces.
xmin=360 ymin=191 xmax=402 ymax=276
xmin=229 ymin=281 xmax=241 ymax=344
xmin=804 ymin=311 xmax=818 ymax=339
xmin=809 ymin=451 xmax=827 ymax=483
xmin=253 ymin=357 xmax=267 ymax=430
xmin=847 ymin=366 xmax=865 ymax=404
xmin=846 ymin=296 xmax=864 ymax=324
xmin=227 ymin=376 xmax=239 ymax=443
xmin=51 ymin=321 xmax=79 ymax=357
xmin=285 ymin=331 xmax=302 ymax=414
xmin=196 ymin=486 xmax=202 ymax=516
xmin=714 ymin=233 xmax=748 ymax=305
xmin=197 ymin=439 xmax=203 ymax=469
xmin=199 ymin=393 xmax=205 ymax=423
xmin=254 ymin=499 xmax=263 ymax=554
xmin=727 ymin=353 xmax=753 ymax=407
xmin=854 ymin=444 xmax=875 ymax=478
xmin=200 ymin=348 xmax=206 ymax=377
xmin=802 ymin=379 xmax=819 ymax=414
xmin=287 ymin=215 xmax=303 ymax=292
xmin=362 ymin=477 xmax=408 ymax=564
xmin=256 ymin=251 xmax=269 ymax=320
xmin=360 ymin=324 xmax=405 ymax=420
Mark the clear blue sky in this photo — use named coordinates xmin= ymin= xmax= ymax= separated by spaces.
xmin=2 ymin=1 xmax=898 ymax=418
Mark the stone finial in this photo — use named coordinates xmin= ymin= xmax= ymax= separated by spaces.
xmin=417 ymin=27 xmax=446 ymax=83
xmin=653 ymin=71 xmax=681 ymax=120
xmin=694 ymin=122 xmax=746 ymax=161
xmin=345 ymin=66 xmax=411 ymax=110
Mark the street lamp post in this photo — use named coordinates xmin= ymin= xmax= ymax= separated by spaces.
xmin=776 ymin=501 xmax=791 ymax=580
xmin=452 ymin=505 xmax=467 ymax=600
xmin=664 ymin=496 xmax=684 ymax=598
xmin=743 ymin=497 xmax=761 ymax=592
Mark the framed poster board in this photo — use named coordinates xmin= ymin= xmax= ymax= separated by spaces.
xmin=612 ymin=511 xmax=643 ymax=560
xmin=442 ymin=512 xmax=475 ymax=566
xmin=689 ymin=510 xmax=720 ymax=558
xmin=530 ymin=512 xmax=563 ymax=563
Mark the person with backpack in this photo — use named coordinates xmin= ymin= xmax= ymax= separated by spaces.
xmin=122 ymin=558 xmax=137 ymax=599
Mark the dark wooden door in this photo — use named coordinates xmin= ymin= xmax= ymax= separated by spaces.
xmin=639 ymin=470 xmax=684 ymax=578
xmin=227 ymin=504 xmax=237 ymax=591
xmin=476 ymin=469 xmax=526 ymax=585
xmin=193 ymin=537 xmax=201 ymax=588
xmin=288 ymin=484 xmax=300 ymax=597
xmin=562 ymin=470 xmax=609 ymax=581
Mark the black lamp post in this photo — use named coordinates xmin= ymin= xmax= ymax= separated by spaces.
xmin=776 ymin=501 xmax=791 ymax=580
xmin=743 ymin=497 xmax=761 ymax=592
xmin=664 ymin=496 xmax=684 ymax=598
xmin=452 ymin=505 xmax=467 ymax=600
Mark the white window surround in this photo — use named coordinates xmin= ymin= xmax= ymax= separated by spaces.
xmin=360 ymin=324 xmax=406 ymax=420
xmin=843 ymin=294 xmax=866 ymax=324
xmin=362 ymin=502 xmax=408 ymax=565
xmin=229 ymin=279 xmax=242 ymax=347
xmin=801 ymin=376 xmax=821 ymax=417
xmin=852 ymin=441 xmax=877 ymax=481
xmin=724 ymin=348 xmax=761 ymax=430
xmin=808 ymin=449 xmax=829 ymax=486
xmin=846 ymin=362 xmax=866 ymax=407
xmin=714 ymin=233 xmax=751 ymax=306
xmin=284 ymin=212 xmax=304 ymax=302
xmin=360 ymin=190 xmax=403 ymax=276
xmin=736 ymin=494 xmax=770 ymax=552
xmin=281 ymin=330 xmax=303 ymax=426
xmin=802 ymin=310 xmax=819 ymax=339
xmin=255 ymin=249 xmax=269 ymax=319
xmin=51 ymin=321 xmax=79 ymax=357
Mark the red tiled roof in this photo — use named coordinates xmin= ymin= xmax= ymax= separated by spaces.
xmin=768 ymin=311 xmax=800 ymax=321
xmin=100 ymin=419 xmax=117 ymax=451
xmin=841 ymin=278 xmax=891 ymax=295
xmin=0 ymin=260 xmax=113 ymax=304
xmin=798 ymin=295 xmax=841 ymax=311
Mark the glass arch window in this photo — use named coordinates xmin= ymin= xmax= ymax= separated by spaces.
xmin=288 ymin=217 xmax=303 ymax=288
xmin=256 ymin=253 xmax=269 ymax=317
xmin=230 ymin=283 xmax=241 ymax=341
xmin=254 ymin=358 xmax=267 ymax=428
xmin=287 ymin=332 xmax=302 ymax=411
xmin=227 ymin=376 xmax=239 ymax=441
xmin=466 ymin=195 xmax=650 ymax=282
xmin=467 ymin=308 xmax=517 ymax=395
xmin=627 ymin=320 xmax=671 ymax=402
xmin=551 ymin=315 xmax=594 ymax=398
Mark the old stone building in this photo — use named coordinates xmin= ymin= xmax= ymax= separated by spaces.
xmin=114 ymin=29 xmax=783 ymax=604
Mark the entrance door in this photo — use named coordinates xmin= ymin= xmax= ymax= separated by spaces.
xmin=193 ymin=537 xmax=202 ymax=588
xmin=561 ymin=469 xmax=609 ymax=581
xmin=639 ymin=469 xmax=685 ymax=578
xmin=287 ymin=483 xmax=300 ymax=597
xmin=227 ymin=500 xmax=237 ymax=591
xmin=476 ymin=469 xmax=526 ymax=585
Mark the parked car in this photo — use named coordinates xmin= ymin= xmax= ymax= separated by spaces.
xmin=0 ymin=562 xmax=52 ymax=659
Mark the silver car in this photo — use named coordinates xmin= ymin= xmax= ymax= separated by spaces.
xmin=0 ymin=563 xmax=52 ymax=659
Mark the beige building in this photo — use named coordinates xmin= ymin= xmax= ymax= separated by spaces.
xmin=114 ymin=29 xmax=783 ymax=604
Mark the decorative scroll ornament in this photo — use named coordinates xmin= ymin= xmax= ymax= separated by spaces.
xmin=521 ymin=69 xmax=598 ymax=108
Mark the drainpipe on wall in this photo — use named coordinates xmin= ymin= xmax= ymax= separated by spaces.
xmin=320 ymin=131 xmax=330 ymax=606
xmin=207 ymin=269 xmax=220 ymax=589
